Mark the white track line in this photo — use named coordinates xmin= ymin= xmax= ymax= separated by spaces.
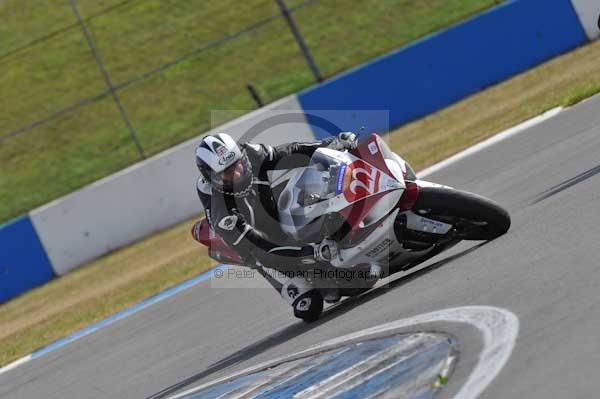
xmin=169 ymin=306 xmax=519 ymax=399
xmin=0 ymin=265 xmax=226 ymax=377
xmin=418 ymin=107 xmax=564 ymax=178
xmin=0 ymin=355 xmax=32 ymax=376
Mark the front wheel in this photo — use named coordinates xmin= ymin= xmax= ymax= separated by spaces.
xmin=412 ymin=186 xmax=511 ymax=240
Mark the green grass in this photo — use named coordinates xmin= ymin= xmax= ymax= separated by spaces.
xmin=0 ymin=0 xmax=500 ymax=223
xmin=560 ymin=81 xmax=600 ymax=107
xmin=0 ymin=0 xmax=72 ymax=58
xmin=0 ymin=97 xmax=139 ymax=220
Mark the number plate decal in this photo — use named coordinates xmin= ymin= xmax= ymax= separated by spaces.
xmin=343 ymin=160 xmax=381 ymax=202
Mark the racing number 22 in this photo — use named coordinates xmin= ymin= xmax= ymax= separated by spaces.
xmin=344 ymin=160 xmax=380 ymax=202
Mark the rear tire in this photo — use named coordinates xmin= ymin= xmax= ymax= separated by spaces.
xmin=412 ymin=187 xmax=510 ymax=240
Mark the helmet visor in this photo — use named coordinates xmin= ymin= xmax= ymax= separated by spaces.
xmin=210 ymin=153 xmax=252 ymax=192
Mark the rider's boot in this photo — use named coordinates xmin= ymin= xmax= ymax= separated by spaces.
xmin=271 ymin=273 xmax=324 ymax=322
xmin=292 ymin=290 xmax=324 ymax=322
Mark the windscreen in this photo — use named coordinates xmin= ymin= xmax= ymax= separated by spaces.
xmin=278 ymin=150 xmax=347 ymax=241
xmin=297 ymin=151 xmax=345 ymax=205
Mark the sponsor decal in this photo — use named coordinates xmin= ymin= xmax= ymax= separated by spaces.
xmin=214 ymin=142 xmax=228 ymax=157
xmin=343 ymin=160 xmax=381 ymax=202
xmin=368 ymin=141 xmax=378 ymax=155
xmin=335 ymin=164 xmax=348 ymax=194
xmin=420 ymin=217 xmax=444 ymax=228
xmin=218 ymin=215 xmax=238 ymax=231
xmin=295 ymin=298 xmax=312 ymax=311
xmin=218 ymin=151 xmax=236 ymax=165
xmin=366 ymin=238 xmax=392 ymax=258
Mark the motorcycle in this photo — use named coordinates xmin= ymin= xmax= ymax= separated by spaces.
xmin=195 ymin=133 xmax=510 ymax=321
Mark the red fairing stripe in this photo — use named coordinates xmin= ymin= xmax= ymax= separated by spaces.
xmin=192 ymin=217 xmax=243 ymax=264
xmin=350 ymin=133 xmax=395 ymax=178
xmin=191 ymin=219 xmax=207 ymax=244
xmin=192 ymin=218 xmax=214 ymax=245
xmin=398 ymin=182 xmax=419 ymax=210
xmin=340 ymin=191 xmax=392 ymax=229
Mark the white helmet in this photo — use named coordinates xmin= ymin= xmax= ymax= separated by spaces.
xmin=195 ymin=133 xmax=253 ymax=196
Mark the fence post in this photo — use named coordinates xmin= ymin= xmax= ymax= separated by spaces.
xmin=70 ymin=0 xmax=146 ymax=160
xmin=275 ymin=0 xmax=323 ymax=83
xmin=246 ymin=84 xmax=264 ymax=108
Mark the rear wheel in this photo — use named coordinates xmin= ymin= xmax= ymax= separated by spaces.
xmin=412 ymin=187 xmax=510 ymax=240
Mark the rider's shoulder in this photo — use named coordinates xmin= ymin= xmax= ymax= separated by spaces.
xmin=243 ymin=142 xmax=274 ymax=161
xmin=243 ymin=142 xmax=264 ymax=154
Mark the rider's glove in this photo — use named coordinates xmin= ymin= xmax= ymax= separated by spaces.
xmin=330 ymin=132 xmax=358 ymax=151
xmin=313 ymin=239 xmax=339 ymax=262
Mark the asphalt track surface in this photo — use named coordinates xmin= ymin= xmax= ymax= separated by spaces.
xmin=2 ymin=94 xmax=600 ymax=399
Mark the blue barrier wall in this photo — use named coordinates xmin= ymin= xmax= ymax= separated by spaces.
xmin=298 ymin=0 xmax=588 ymax=139
xmin=0 ymin=215 xmax=54 ymax=303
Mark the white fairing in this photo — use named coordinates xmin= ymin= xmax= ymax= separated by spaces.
xmin=331 ymin=208 xmax=402 ymax=269
xmin=274 ymin=142 xmax=460 ymax=274
xmin=385 ymin=157 xmax=404 ymax=181
xmin=360 ymin=190 xmax=403 ymax=228
xmin=277 ymin=148 xmax=404 ymax=241
xmin=415 ymin=179 xmax=453 ymax=190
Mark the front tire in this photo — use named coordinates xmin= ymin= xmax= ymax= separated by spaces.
xmin=412 ymin=186 xmax=510 ymax=240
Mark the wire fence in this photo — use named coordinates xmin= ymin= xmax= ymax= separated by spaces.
xmin=0 ymin=0 xmax=317 ymax=145
xmin=0 ymin=0 xmax=499 ymax=222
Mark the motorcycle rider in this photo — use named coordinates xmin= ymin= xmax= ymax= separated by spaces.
xmin=192 ymin=132 xmax=357 ymax=320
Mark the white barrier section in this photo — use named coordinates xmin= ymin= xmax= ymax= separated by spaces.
xmin=570 ymin=0 xmax=600 ymax=40
xmin=30 ymin=95 xmax=315 ymax=275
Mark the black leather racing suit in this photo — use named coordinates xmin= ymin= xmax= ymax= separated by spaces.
xmin=196 ymin=139 xmax=334 ymax=273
